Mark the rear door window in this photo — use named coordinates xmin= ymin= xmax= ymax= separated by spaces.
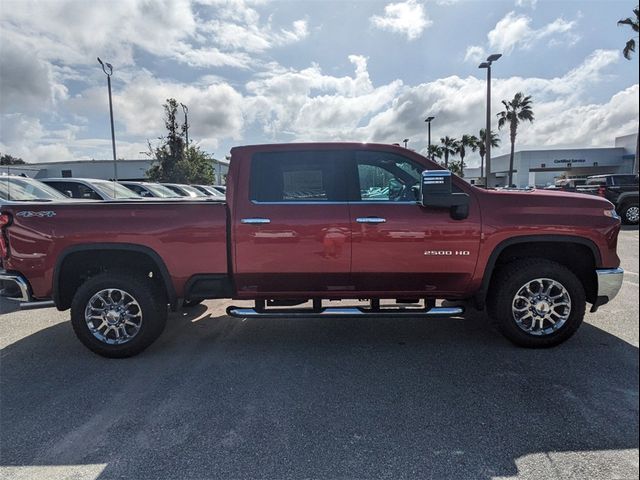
xmin=611 ymin=175 xmax=639 ymax=186
xmin=250 ymin=150 xmax=348 ymax=202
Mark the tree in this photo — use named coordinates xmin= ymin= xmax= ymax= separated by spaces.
xmin=458 ymin=134 xmax=478 ymax=178
xmin=439 ymin=136 xmax=459 ymax=168
xmin=618 ymin=5 xmax=639 ymax=59
xmin=448 ymin=160 xmax=464 ymax=177
xmin=497 ymin=92 xmax=534 ymax=186
xmin=477 ymin=128 xmax=501 ymax=182
xmin=617 ymin=5 xmax=639 ymax=173
xmin=145 ymin=98 xmax=215 ymax=184
xmin=0 ymin=154 xmax=26 ymax=165
xmin=427 ymin=144 xmax=443 ymax=163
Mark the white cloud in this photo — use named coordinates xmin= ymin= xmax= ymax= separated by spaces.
xmin=0 ymin=0 xmax=309 ymax=69
xmin=370 ymin=0 xmax=432 ymax=41
xmin=464 ymin=45 xmax=486 ymax=63
xmin=515 ymin=0 xmax=538 ymax=8
xmin=0 ymin=39 xmax=68 ymax=114
xmin=488 ymin=11 xmax=578 ymax=54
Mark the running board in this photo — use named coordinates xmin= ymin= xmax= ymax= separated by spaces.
xmin=226 ymin=306 xmax=464 ymax=318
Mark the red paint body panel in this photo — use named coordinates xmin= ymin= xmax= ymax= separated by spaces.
xmin=0 ymin=142 xmax=621 ymax=306
xmin=2 ymin=201 xmax=227 ymax=299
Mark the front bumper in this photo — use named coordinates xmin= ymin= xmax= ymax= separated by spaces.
xmin=591 ymin=268 xmax=624 ymax=312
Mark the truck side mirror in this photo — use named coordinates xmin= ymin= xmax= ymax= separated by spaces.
xmin=420 ymin=170 xmax=470 ymax=220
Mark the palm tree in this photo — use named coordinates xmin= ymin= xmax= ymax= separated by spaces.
xmin=477 ymin=128 xmax=501 ymax=182
xmin=497 ymin=92 xmax=534 ymax=186
xmin=618 ymin=6 xmax=639 ymax=59
xmin=439 ymin=136 xmax=459 ymax=168
xmin=458 ymin=134 xmax=478 ymax=178
xmin=618 ymin=6 xmax=639 ymax=173
xmin=427 ymin=144 xmax=443 ymax=163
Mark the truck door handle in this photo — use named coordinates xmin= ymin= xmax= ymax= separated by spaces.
xmin=241 ymin=218 xmax=271 ymax=224
xmin=356 ymin=217 xmax=386 ymax=224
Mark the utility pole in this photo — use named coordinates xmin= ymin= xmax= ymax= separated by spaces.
xmin=425 ymin=116 xmax=435 ymax=160
xmin=181 ymin=103 xmax=189 ymax=151
xmin=479 ymin=53 xmax=502 ymax=187
xmin=97 ymin=57 xmax=118 ymax=182
xmin=403 ymin=138 xmax=409 ymax=149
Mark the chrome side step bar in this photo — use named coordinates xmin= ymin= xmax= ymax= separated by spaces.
xmin=227 ymin=306 xmax=464 ymax=318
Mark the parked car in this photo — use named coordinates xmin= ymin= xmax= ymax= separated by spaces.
xmin=0 ymin=175 xmax=70 ymax=202
xmin=576 ymin=174 xmax=639 ymax=224
xmin=41 ymin=178 xmax=142 ymax=200
xmin=120 ymin=181 xmax=183 ymax=199
xmin=211 ymin=185 xmax=226 ymax=195
xmin=0 ymin=143 xmax=623 ymax=357
xmin=192 ymin=185 xmax=225 ymax=198
xmin=161 ymin=183 xmax=208 ymax=198
xmin=544 ymin=178 xmax=587 ymax=192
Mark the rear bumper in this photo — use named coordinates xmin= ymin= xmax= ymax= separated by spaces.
xmin=0 ymin=270 xmax=30 ymax=302
xmin=0 ymin=270 xmax=53 ymax=310
xmin=591 ymin=268 xmax=624 ymax=312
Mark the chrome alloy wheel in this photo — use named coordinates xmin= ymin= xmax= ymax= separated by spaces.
xmin=84 ymin=289 xmax=143 ymax=345
xmin=511 ymin=278 xmax=571 ymax=336
xmin=626 ymin=206 xmax=639 ymax=224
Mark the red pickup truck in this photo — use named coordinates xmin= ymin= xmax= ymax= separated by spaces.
xmin=0 ymin=143 xmax=624 ymax=357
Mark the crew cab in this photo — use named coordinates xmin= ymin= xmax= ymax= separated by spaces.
xmin=577 ymin=174 xmax=639 ymax=225
xmin=0 ymin=143 xmax=624 ymax=357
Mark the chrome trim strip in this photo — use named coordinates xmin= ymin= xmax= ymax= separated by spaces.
xmin=226 ymin=306 xmax=464 ymax=318
xmin=250 ymin=200 xmax=420 ymax=205
xmin=356 ymin=217 xmax=386 ymax=224
xmin=0 ymin=270 xmax=30 ymax=302
xmin=241 ymin=218 xmax=271 ymax=224
xmin=596 ymin=268 xmax=624 ymax=301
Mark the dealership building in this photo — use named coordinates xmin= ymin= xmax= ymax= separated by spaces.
xmin=465 ymin=133 xmax=637 ymax=188
xmin=3 ymin=157 xmax=230 ymax=184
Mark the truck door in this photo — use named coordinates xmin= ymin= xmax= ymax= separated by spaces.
xmin=348 ymin=149 xmax=482 ymax=296
xmin=233 ymin=149 xmax=352 ymax=297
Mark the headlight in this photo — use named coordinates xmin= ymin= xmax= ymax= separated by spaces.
xmin=604 ymin=209 xmax=620 ymax=220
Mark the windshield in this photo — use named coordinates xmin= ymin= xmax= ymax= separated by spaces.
xmin=90 ymin=180 xmax=142 ymax=199
xmin=180 ymin=185 xmax=207 ymax=197
xmin=199 ymin=186 xmax=225 ymax=197
xmin=145 ymin=183 xmax=183 ymax=198
xmin=0 ymin=177 xmax=68 ymax=201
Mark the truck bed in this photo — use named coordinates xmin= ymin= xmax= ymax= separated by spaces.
xmin=1 ymin=200 xmax=228 ymax=300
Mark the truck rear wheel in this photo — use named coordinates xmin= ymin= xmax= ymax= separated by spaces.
xmin=620 ymin=202 xmax=639 ymax=225
xmin=487 ymin=259 xmax=586 ymax=348
xmin=70 ymin=271 xmax=167 ymax=358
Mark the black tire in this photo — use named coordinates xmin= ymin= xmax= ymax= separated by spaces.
xmin=619 ymin=202 xmax=639 ymax=225
xmin=182 ymin=298 xmax=204 ymax=308
xmin=70 ymin=271 xmax=168 ymax=358
xmin=487 ymin=258 xmax=586 ymax=348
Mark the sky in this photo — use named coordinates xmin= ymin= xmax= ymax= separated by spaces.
xmin=0 ymin=0 xmax=638 ymax=168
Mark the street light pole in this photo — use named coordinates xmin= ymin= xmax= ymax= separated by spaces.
xmin=180 ymin=103 xmax=189 ymax=151
xmin=425 ymin=116 xmax=435 ymax=160
xmin=403 ymin=138 xmax=409 ymax=149
xmin=97 ymin=57 xmax=118 ymax=182
xmin=479 ymin=53 xmax=501 ymax=187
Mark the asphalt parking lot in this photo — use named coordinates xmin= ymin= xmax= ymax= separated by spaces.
xmin=1 ymin=227 xmax=638 ymax=480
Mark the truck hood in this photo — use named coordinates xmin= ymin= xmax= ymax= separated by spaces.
xmin=482 ymin=187 xmax=613 ymax=207
xmin=476 ymin=187 xmax=617 ymax=229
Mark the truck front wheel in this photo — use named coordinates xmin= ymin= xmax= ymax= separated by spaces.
xmin=70 ymin=271 xmax=168 ymax=358
xmin=620 ymin=202 xmax=639 ymax=225
xmin=487 ymin=259 xmax=586 ymax=348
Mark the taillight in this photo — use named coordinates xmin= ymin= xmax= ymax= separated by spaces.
xmin=597 ymin=186 xmax=606 ymax=197
xmin=0 ymin=213 xmax=11 ymax=259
